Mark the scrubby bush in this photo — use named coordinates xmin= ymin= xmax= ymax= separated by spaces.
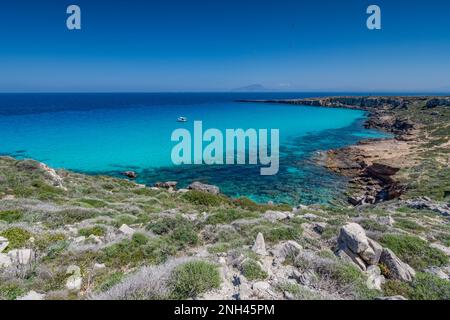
xmin=241 ymin=259 xmax=268 ymax=281
xmin=394 ymin=218 xmax=426 ymax=232
xmin=78 ymin=226 xmax=106 ymax=237
xmin=183 ymin=190 xmax=229 ymax=206
xmin=383 ymin=272 xmax=450 ymax=300
xmin=206 ymin=208 xmax=259 ymax=225
xmin=241 ymin=222 xmax=302 ymax=244
xmin=233 ymin=197 xmax=291 ymax=212
xmin=359 ymin=219 xmax=388 ymax=233
xmin=0 ymin=210 xmax=23 ymax=223
xmin=169 ymin=261 xmax=221 ymax=299
xmin=0 ymin=281 xmax=27 ymax=300
xmin=0 ymin=227 xmax=32 ymax=251
xmin=79 ymin=198 xmax=107 ymax=208
xmin=380 ymin=234 xmax=448 ymax=269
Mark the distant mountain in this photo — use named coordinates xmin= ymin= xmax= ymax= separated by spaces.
xmin=232 ymin=84 xmax=268 ymax=92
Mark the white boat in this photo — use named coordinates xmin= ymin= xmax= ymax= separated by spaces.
xmin=177 ymin=116 xmax=188 ymax=122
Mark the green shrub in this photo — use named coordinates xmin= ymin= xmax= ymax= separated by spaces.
xmin=383 ymin=272 xmax=450 ymax=300
xmin=380 ymin=234 xmax=448 ymax=269
xmin=101 ymin=237 xmax=176 ymax=268
xmin=169 ymin=261 xmax=221 ymax=299
xmin=0 ymin=227 xmax=32 ymax=251
xmin=233 ymin=197 xmax=291 ymax=212
xmin=242 ymin=223 xmax=302 ymax=244
xmin=0 ymin=282 xmax=27 ymax=300
xmin=35 ymin=233 xmax=67 ymax=251
xmin=359 ymin=219 xmax=388 ymax=233
xmin=132 ymin=232 xmax=149 ymax=245
xmin=394 ymin=218 xmax=426 ymax=232
xmin=183 ymin=190 xmax=228 ymax=206
xmin=147 ymin=216 xmax=178 ymax=235
xmin=170 ymin=224 xmax=199 ymax=248
xmin=78 ymin=226 xmax=106 ymax=237
xmin=79 ymin=198 xmax=107 ymax=208
xmin=0 ymin=210 xmax=23 ymax=223
xmin=241 ymin=259 xmax=268 ymax=281
xmin=206 ymin=209 xmax=259 ymax=225
xmin=95 ymin=272 xmax=124 ymax=293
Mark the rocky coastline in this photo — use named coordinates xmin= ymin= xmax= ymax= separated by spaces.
xmin=238 ymin=96 xmax=450 ymax=206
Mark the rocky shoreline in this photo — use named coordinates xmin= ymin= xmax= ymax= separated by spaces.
xmin=238 ymin=96 xmax=450 ymax=206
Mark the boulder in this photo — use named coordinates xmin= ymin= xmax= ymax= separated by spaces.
xmin=302 ymin=213 xmax=319 ymax=220
xmin=377 ymin=215 xmax=395 ymax=226
xmin=154 ymin=181 xmax=178 ymax=189
xmin=122 ymin=171 xmax=137 ymax=179
xmin=66 ymin=265 xmax=82 ymax=291
xmin=360 ymin=238 xmax=383 ymax=265
xmin=16 ymin=291 xmax=45 ymax=300
xmin=272 ymin=240 xmax=302 ymax=261
xmin=338 ymin=223 xmax=369 ymax=254
xmin=263 ymin=210 xmax=289 ymax=222
xmin=366 ymin=265 xmax=385 ymax=291
xmin=118 ymin=224 xmax=135 ymax=236
xmin=8 ymin=249 xmax=34 ymax=265
xmin=336 ymin=246 xmax=367 ymax=271
xmin=252 ymin=233 xmax=267 ymax=256
xmin=0 ymin=253 xmax=12 ymax=268
xmin=0 ymin=236 xmax=9 ymax=253
xmin=379 ymin=248 xmax=415 ymax=282
xmin=188 ymin=182 xmax=220 ymax=195
xmin=376 ymin=295 xmax=407 ymax=301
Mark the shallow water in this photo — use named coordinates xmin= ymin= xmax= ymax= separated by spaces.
xmin=0 ymin=93 xmax=389 ymax=204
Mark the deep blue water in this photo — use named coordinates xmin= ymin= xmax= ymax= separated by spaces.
xmin=0 ymin=93 xmax=389 ymax=205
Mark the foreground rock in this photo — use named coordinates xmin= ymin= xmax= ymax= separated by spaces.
xmin=118 ymin=224 xmax=135 ymax=236
xmin=122 ymin=171 xmax=137 ymax=179
xmin=188 ymin=182 xmax=220 ymax=195
xmin=252 ymin=233 xmax=267 ymax=256
xmin=336 ymin=223 xmax=383 ymax=273
xmin=379 ymin=248 xmax=416 ymax=282
xmin=66 ymin=265 xmax=82 ymax=291
xmin=0 ymin=236 xmax=9 ymax=253
xmin=154 ymin=181 xmax=178 ymax=189
xmin=16 ymin=291 xmax=45 ymax=300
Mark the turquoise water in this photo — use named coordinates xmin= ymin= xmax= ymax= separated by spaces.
xmin=0 ymin=93 xmax=388 ymax=204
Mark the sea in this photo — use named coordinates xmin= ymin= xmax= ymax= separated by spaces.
xmin=0 ymin=93 xmax=390 ymax=205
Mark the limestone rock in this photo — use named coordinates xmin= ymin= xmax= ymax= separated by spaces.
xmin=188 ymin=181 xmax=220 ymax=195
xmin=252 ymin=233 xmax=267 ymax=256
xmin=336 ymin=246 xmax=367 ymax=271
xmin=8 ymin=249 xmax=34 ymax=265
xmin=360 ymin=238 xmax=383 ymax=265
xmin=154 ymin=181 xmax=178 ymax=189
xmin=0 ymin=236 xmax=9 ymax=253
xmin=118 ymin=224 xmax=135 ymax=236
xmin=376 ymin=295 xmax=407 ymax=300
xmin=380 ymin=248 xmax=415 ymax=282
xmin=366 ymin=265 xmax=385 ymax=290
xmin=0 ymin=253 xmax=12 ymax=268
xmin=377 ymin=215 xmax=395 ymax=226
xmin=122 ymin=171 xmax=137 ymax=179
xmin=16 ymin=291 xmax=45 ymax=300
xmin=272 ymin=240 xmax=302 ymax=261
xmin=66 ymin=265 xmax=82 ymax=291
xmin=263 ymin=210 xmax=289 ymax=222
xmin=338 ymin=223 xmax=369 ymax=254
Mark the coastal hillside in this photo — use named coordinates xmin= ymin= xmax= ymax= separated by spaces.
xmin=0 ymin=96 xmax=449 ymax=300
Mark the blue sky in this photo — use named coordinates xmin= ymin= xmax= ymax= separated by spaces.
xmin=0 ymin=0 xmax=449 ymax=92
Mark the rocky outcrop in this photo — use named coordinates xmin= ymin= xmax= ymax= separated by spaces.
xmin=118 ymin=224 xmax=135 ymax=236
xmin=122 ymin=171 xmax=137 ymax=179
xmin=406 ymin=197 xmax=450 ymax=217
xmin=154 ymin=181 xmax=178 ymax=189
xmin=252 ymin=233 xmax=267 ymax=256
xmin=0 ymin=236 xmax=9 ymax=253
xmin=188 ymin=182 xmax=220 ymax=195
xmin=379 ymin=248 xmax=416 ymax=282
xmin=66 ymin=265 xmax=82 ymax=291
xmin=425 ymin=98 xmax=450 ymax=108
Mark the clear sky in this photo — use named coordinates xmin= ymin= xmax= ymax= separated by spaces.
xmin=0 ymin=0 xmax=449 ymax=92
